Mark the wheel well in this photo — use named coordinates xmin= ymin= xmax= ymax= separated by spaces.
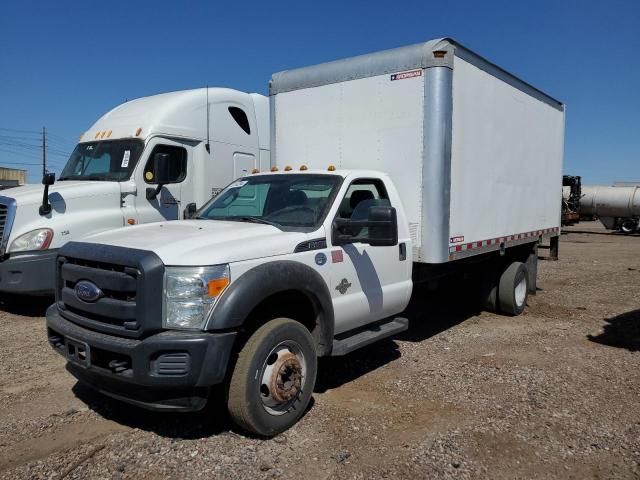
xmin=239 ymin=290 xmax=332 ymax=356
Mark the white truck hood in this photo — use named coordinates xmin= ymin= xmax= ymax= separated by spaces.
xmin=0 ymin=181 xmax=124 ymax=250
xmin=81 ymin=220 xmax=313 ymax=265
xmin=5 ymin=180 xmax=121 ymax=207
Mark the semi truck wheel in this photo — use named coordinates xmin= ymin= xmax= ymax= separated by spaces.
xmin=498 ymin=262 xmax=529 ymax=316
xmin=227 ymin=318 xmax=317 ymax=437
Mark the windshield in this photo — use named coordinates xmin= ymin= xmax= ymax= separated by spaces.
xmin=197 ymin=174 xmax=342 ymax=231
xmin=59 ymin=139 xmax=144 ymax=181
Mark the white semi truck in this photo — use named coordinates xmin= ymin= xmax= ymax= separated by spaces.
xmin=46 ymin=38 xmax=564 ymax=436
xmin=0 ymin=88 xmax=269 ymax=294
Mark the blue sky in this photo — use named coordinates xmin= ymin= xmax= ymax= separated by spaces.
xmin=0 ymin=0 xmax=638 ymax=184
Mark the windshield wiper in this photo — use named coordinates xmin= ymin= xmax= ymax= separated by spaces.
xmin=231 ymin=216 xmax=281 ymax=228
xmin=203 ymin=216 xmax=281 ymax=228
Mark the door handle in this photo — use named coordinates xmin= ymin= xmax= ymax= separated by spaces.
xmin=399 ymin=242 xmax=407 ymax=261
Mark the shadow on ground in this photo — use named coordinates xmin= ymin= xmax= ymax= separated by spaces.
xmin=0 ymin=294 xmax=53 ymax=317
xmin=73 ymin=382 xmax=234 ymax=439
xmin=316 ymin=282 xmax=481 ymax=392
xmin=588 ymin=309 xmax=640 ymax=352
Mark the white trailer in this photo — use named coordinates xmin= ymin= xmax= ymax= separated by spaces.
xmin=270 ymin=37 xmax=565 ymax=265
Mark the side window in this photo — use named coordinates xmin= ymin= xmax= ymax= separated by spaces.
xmin=228 ymin=107 xmax=251 ymax=135
xmin=144 ymin=145 xmax=187 ymax=184
xmin=338 ymin=179 xmax=390 ymax=219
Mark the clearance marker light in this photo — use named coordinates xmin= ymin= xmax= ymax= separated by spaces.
xmin=94 ymin=131 xmax=101 ymax=139
xmin=284 ymin=165 xmax=292 ymax=171
xmin=433 ymin=50 xmax=447 ymax=58
xmin=270 ymin=166 xmax=279 ymax=172
xmin=135 ymin=127 xmax=142 ymax=137
xmin=100 ymin=131 xmax=107 ymax=138
xmin=251 ymin=168 xmax=260 ymax=174
xmin=208 ymin=277 xmax=230 ymax=297
xmin=328 ymin=165 xmax=336 ymax=171
xmin=300 ymin=165 xmax=308 ymax=171
xmin=127 ymin=218 xmax=136 ymax=225
xmin=106 ymin=130 xmax=112 ymax=138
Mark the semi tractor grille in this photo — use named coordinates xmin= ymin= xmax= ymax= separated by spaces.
xmin=0 ymin=197 xmax=17 ymax=257
xmin=56 ymin=243 xmax=165 ymax=339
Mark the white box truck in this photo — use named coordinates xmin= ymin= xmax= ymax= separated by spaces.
xmin=46 ymin=38 xmax=565 ymax=436
xmin=0 ymin=88 xmax=270 ymax=294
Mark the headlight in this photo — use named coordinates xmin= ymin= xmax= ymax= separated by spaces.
xmin=162 ymin=265 xmax=230 ymax=330
xmin=9 ymin=228 xmax=54 ymax=252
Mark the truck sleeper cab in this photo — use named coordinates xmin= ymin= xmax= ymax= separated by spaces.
xmin=0 ymin=88 xmax=269 ymax=295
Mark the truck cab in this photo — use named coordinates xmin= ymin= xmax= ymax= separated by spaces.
xmin=46 ymin=169 xmax=413 ymax=436
xmin=0 ymin=88 xmax=270 ymax=295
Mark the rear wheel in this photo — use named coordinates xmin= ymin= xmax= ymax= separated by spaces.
xmin=498 ymin=262 xmax=529 ymax=316
xmin=227 ymin=318 xmax=317 ymax=437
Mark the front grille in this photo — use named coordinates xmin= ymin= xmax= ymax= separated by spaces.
xmin=58 ymin=256 xmax=141 ymax=336
xmin=56 ymin=241 xmax=165 ymax=339
xmin=0 ymin=197 xmax=16 ymax=257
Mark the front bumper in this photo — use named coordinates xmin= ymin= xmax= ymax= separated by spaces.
xmin=46 ymin=304 xmax=237 ymax=411
xmin=0 ymin=249 xmax=58 ymax=295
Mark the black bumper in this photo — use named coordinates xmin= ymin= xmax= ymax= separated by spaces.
xmin=46 ymin=304 xmax=237 ymax=411
xmin=0 ymin=250 xmax=58 ymax=295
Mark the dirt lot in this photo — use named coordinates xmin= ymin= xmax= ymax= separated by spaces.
xmin=0 ymin=221 xmax=638 ymax=479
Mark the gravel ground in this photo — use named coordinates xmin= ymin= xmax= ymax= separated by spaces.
xmin=0 ymin=221 xmax=639 ymax=479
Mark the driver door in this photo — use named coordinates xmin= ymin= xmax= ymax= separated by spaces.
xmin=328 ymin=178 xmax=411 ymax=334
xmin=134 ymin=139 xmax=190 ymax=224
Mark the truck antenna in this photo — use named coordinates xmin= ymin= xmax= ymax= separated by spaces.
xmin=205 ymin=85 xmax=211 ymax=154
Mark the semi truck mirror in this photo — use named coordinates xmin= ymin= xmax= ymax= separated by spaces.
xmin=39 ymin=172 xmax=56 ymax=216
xmin=146 ymin=153 xmax=172 ymax=200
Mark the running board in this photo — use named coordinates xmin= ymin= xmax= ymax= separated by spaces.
xmin=331 ymin=317 xmax=409 ymax=356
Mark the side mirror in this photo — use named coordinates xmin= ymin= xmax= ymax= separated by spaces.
xmin=332 ymin=205 xmax=398 ymax=247
xmin=183 ymin=202 xmax=197 ymax=219
xmin=39 ymin=172 xmax=56 ymax=216
xmin=146 ymin=153 xmax=171 ymax=200
xmin=43 ymin=172 xmax=55 ymax=186
xmin=368 ymin=206 xmax=398 ymax=247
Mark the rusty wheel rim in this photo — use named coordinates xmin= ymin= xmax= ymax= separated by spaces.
xmin=259 ymin=341 xmax=306 ymax=415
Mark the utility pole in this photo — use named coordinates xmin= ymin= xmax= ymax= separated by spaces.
xmin=41 ymin=126 xmax=46 ymax=178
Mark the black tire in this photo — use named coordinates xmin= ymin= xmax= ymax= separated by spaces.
xmin=227 ymin=318 xmax=317 ymax=437
xmin=498 ymin=262 xmax=529 ymax=316
xmin=620 ymin=219 xmax=637 ymax=234
xmin=479 ymin=268 xmax=499 ymax=312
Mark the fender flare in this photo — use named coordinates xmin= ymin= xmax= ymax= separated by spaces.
xmin=206 ymin=260 xmax=335 ymax=354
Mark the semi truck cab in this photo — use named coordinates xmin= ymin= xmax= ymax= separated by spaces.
xmin=0 ymin=88 xmax=270 ymax=295
xmin=46 ymin=169 xmax=414 ymax=435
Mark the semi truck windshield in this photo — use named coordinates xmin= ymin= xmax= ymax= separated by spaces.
xmin=59 ymin=139 xmax=144 ymax=181
xmin=197 ymin=174 xmax=342 ymax=231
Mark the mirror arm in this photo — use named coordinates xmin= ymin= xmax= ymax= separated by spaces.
xmin=146 ymin=183 xmax=164 ymax=201
xmin=39 ymin=184 xmax=52 ymax=216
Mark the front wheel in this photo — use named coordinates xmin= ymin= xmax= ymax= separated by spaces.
xmin=226 ymin=318 xmax=317 ymax=437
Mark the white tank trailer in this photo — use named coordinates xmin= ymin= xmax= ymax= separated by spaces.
xmin=579 ymin=185 xmax=640 ymax=233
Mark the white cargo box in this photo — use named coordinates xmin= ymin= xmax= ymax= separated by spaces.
xmin=270 ymin=38 xmax=565 ymax=264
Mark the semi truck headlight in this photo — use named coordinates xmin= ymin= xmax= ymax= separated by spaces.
xmin=9 ymin=228 xmax=54 ymax=252
xmin=162 ymin=265 xmax=230 ymax=330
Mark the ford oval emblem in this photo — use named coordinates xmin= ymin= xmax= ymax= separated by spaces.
xmin=74 ymin=280 xmax=103 ymax=303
